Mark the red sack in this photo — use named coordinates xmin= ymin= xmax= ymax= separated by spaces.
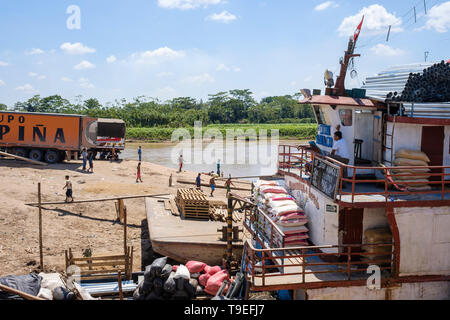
xmin=198 ymin=273 xmax=211 ymax=287
xmin=204 ymin=265 xmax=221 ymax=275
xmin=204 ymin=270 xmax=230 ymax=296
xmin=186 ymin=261 xmax=206 ymax=274
xmin=173 ymin=265 xmax=178 ymax=272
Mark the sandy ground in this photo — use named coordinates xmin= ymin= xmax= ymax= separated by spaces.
xmin=0 ymin=157 xmax=250 ymax=277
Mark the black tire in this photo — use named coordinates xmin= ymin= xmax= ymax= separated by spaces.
xmin=29 ymin=149 xmax=44 ymax=162
xmin=44 ymin=150 xmax=59 ymax=164
xmin=14 ymin=148 xmax=28 ymax=158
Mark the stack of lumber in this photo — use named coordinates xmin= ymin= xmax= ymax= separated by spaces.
xmin=392 ymin=149 xmax=432 ymax=191
xmin=176 ymin=188 xmax=210 ymax=220
xmin=209 ymin=201 xmax=244 ymax=223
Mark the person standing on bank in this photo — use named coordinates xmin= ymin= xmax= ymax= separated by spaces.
xmin=330 ymin=131 xmax=350 ymax=182
xmin=81 ymin=148 xmax=88 ymax=171
xmin=196 ymin=173 xmax=202 ymax=190
xmin=88 ymin=151 xmax=94 ymax=173
xmin=136 ymin=162 xmax=143 ymax=183
xmin=216 ymin=159 xmax=221 ymax=176
xmin=178 ymin=154 xmax=184 ymax=173
xmin=138 ymin=146 xmax=142 ymax=162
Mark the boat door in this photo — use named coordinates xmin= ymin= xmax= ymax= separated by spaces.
xmin=421 ymin=126 xmax=444 ymax=181
xmin=339 ymin=208 xmax=363 ymax=259
xmin=372 ymin=111 xmax=383 ymax=163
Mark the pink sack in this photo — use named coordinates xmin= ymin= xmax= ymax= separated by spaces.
xmin=204 ymin=265 xmax=221 ymax=275
xmin=204 ymin=270 xmax=230 ymax=296
xmin=186 ymin=261 xmax=207 ymax=274
xmin=280 ymin=212 xmax=305 ymax=221
xmin=173 ymin=265 xmax=178 ymax=271
xmin=199 ymin=273 xmax=211 ymax=287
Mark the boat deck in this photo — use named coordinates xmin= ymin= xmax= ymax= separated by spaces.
xmin=145 ymin=197 xmax=243 ymax=265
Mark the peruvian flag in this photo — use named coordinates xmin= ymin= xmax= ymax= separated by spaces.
xmin=353 ymin=15 xmax=364 ymax=44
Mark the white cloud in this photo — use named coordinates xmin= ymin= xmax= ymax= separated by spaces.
xmin=28 ymin=72 xmax=46 ymax=80
xmin=106 ymin=55 xmax=117 ymax=64
xmin=15 ymin=84 xmax=38 ymax=94
xmin=206 ymin=11 xmax=237 ymax=23
xmin=25 ymin=48 xmax=45 ymax=55
xmin=155 ymin=86 xmax=176 ymax=97
xmin=184 ymin=73 xmax=215 ymax=84
xmin=61 ymin=77 xmax=73 ymax=82
xmin=157 ymin=71 xmax=175 ymax=77
xmin=0 ymin=80 xmax=5 ymax=86
xmin=74 ymin=60 xmax=96 ymax=70
xmin=217 ymin=63 xmax=230 ymax=71
xmin=158 ymin=0 xmax=222 ymax=10
xmin=370 ymin=44 xmax=405 ymax=56
xmin=130 ymin=47 xmax=185 ymax=64
xmin=60 ymin=42 xmax=96 ymax=55
xmin=421 ymin=2 xmax=450 ymax=33
xmin=0 ymin=61 xmax=9 ymax=67
xmin=315 ymin=1 xmax=339 ymax=11
xmin=217 ymin=64 xmax=240 ymax=72
xmin=79 ymin=78 xmax=95 ymax=89
xmin=338 ymin=4 xmax=403 ymax=37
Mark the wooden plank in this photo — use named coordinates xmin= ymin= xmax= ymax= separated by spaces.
xmin=26 ymin=193 xmax=170 ymax=206
xmin=73 ymin=261 xmax=127 ymax=268
xmin=69 ymin=255 xmax=127 ymax=262
xmin=80 ymin=269 xmax=123 ymax=275
xmin=0 ymin=150 xmax=48 ymax=166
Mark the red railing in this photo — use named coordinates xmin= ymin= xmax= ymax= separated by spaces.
xmin=244 ymin=207 xmax=285 ymax=249
xmin=278 ymin=144 xmax=450 ymax=204
xmin=243 ymin=239 xmax=394 ymax=289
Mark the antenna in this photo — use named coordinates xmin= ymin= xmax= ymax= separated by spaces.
xmin=424 ymin=51 xmax=430 ymax=62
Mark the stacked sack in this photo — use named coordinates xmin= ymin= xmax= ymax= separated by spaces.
xmin=134 ymin=258 xmax=230 ymax=300
xmin=393 ymin=149 xmax=432 ymax=191
xmin=361 ymin=228 xmax=393 ymax=265
xmin=253 ymin=180 xmax=309 ymax=247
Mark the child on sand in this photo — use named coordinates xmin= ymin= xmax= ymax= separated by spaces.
xmin=225 ymin=175 xmax=235 ymax=197
xmin=136 ymin=162 xmax=143 ymax=183
xmin=63 ymin=175 xmax=73 ymax=203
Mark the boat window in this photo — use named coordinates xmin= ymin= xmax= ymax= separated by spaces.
xmin=339 ymin=109 xmax=353 ymax=126
xmin=313 ymin=105 xmax=326 ymax=125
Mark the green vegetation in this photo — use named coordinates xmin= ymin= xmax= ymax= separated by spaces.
xmin=5 ymin=89 xmax=317 ymax=141
xmin=127 ymin=124 xmax=318 ymax=142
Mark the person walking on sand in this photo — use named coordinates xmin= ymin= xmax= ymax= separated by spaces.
xmin=88 ymin=151 xmax=94 ymax=173
xmin=196 ymin=173 xmax=202 ymax=190
xmin=178 ymin=154 xmax=184 ymax=173
xmin=136 ymin=162 xmax=143 ymax=183
xmin=225 ymin=175 xmax=235 ymax=197
xmin=81 ymin=148 xmax=88 ymax=171
xmin=138 ymin=146 xmax=142 ymax=162
xmin=63 ymin=175 xmax=74 ymax=203
xmin=209 ymin=176 xmax=216 ymax=197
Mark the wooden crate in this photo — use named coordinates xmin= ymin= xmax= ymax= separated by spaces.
xmin=176 ymin=188 xmax=210 ymax=220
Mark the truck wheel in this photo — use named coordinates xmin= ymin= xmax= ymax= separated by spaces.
xmin=44 ymin=150 xmax=59 ymax=164
xmin=14 ymin=148 xmax=28 ymax=158
xmin=29 ymin=149 xmax=44 ymax=162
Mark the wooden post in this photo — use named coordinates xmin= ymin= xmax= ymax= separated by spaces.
xmin=118 ymin=271 xmax=124 ymax=300
xmin=226 ymin=194 xmax=233 ymax=261
xmin=118 ymin=199 xmax=125 ymax=222
xmin=38 ymin=182 xmax=43 ymax=271
xmin=123 ymin=203 xmax=127 ymax=257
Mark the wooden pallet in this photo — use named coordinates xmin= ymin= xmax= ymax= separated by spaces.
xmin=176 ymin=188 xmax=210 ymax=220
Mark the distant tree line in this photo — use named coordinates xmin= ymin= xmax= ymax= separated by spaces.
xmin=4 ymin=89 xmax=315 ymax=127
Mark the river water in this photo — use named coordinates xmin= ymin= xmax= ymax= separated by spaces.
xmin=122 ymin=139 xmax=304 ymax=178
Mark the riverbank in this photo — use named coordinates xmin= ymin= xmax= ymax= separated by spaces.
xmin=126 ymin=123 xmax=317 ymax=142
xmin=0 ymin=158 xmax=251 ymax=277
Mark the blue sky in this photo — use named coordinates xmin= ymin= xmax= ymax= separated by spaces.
xmin=0 ymin=0 xmax=449 ymax=107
